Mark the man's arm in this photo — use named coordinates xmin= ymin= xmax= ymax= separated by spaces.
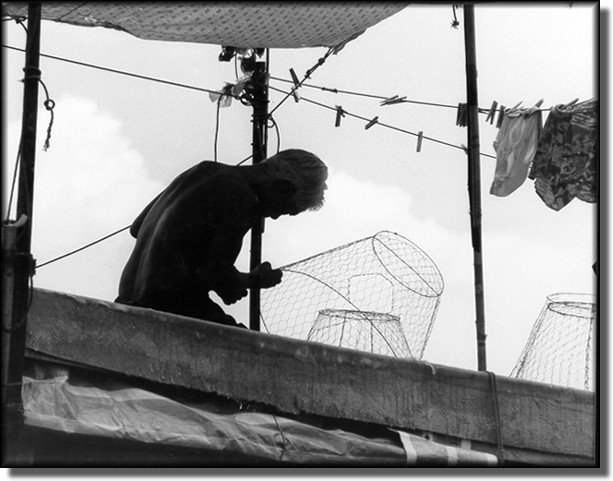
xmin=193 ymin=177 xmax=281 ymax=305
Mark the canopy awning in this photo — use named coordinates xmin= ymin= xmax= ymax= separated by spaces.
xmin=2 ymin=2 xmax=408 ymax=49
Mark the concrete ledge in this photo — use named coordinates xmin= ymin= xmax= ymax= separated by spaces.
xmin=26 ymin=288 xmax=595 ymax=461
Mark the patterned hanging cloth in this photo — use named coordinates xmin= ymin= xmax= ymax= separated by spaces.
xmin=528 ymin=99 xmax=598 ymax=211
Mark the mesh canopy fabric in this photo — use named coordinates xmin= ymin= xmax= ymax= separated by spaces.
xmin=2 ymin=2 xmax=407 ymax=49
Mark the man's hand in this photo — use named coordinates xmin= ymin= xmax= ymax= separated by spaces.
xmin=219 ymin=286 xmax=248 ymax=305
xmin=251 ymin=262 xmax=283 ymax=289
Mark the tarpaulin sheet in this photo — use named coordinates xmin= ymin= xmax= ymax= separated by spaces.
xmin=2 ymin=3 xmax=408 ymax=49
xmin=22 ymin=375 xmax=498 ymax=466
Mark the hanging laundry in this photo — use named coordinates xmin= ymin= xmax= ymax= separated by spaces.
xmin=528 ymin=99 xmax=597 ymax=211
xmin=489 ymin=106 xmax=542 ymax=197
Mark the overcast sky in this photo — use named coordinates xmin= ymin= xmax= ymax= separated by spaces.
xmin=3 ymin=3 xmax=599 ymax=379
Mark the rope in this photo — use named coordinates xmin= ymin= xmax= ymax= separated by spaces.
xmin=487 ymin=371 xmax=505 ymax=466
xmin=37 ymin=224 xmax=132 ymax=269
xmin=38 ymin=77 xmax=55 ymax=151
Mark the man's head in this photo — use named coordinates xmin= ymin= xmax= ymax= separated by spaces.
xmin=262 ymin=149 xmax=328 ymax=217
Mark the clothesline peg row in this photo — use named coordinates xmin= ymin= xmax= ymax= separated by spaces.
xmin=365 ymin=116 xmax=379 ymax=130
xmin=416 ymin=131 xmax=424 ymax=152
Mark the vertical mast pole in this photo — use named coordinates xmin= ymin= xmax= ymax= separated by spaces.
xmin=1 ymin=2 xmax=42 ymax=463
xmin=249 ymin=50 xmax=269 ymax=331
xmin=463 ymin=4 xmax=487 ymax=371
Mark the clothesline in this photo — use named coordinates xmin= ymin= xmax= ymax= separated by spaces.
xmin=267 ymin=84 xmax=496 ymax=159
xmin=269 ymin=75 xmax=555 ymax=116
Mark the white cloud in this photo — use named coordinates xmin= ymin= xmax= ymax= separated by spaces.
xmin=5 ymin=95 xmax=165 ymax=301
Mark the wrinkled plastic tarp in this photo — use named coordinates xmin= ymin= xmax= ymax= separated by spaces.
xmin=22 ymin=375 xmax=498 ymax=466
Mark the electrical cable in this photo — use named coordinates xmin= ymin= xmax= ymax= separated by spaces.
xmin=214 ymin=96 xmax=221 ymax=162
xmin=2 ymin=44 xmax=230 ymax=98
xmin=236 ymin=155 xmax=253 ymax=166
xmin=268 ymin=115 xmax=281 ymax=154
xmin=36 ymin=224 xmax=132 ymax=269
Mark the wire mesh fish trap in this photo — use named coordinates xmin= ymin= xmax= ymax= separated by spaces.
xmin=510 ymin=293 xmax=596 ymax=391
xmin=260 ymin=231 xmax=444 ymax=359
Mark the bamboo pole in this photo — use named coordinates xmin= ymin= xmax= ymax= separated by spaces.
xmin=249 ymin=51 xmax=269 ymax=331
xmin=463 ymin=5 xmax=487 ymax=371
xmin=1 ymin=2 xmax=42 ymax=464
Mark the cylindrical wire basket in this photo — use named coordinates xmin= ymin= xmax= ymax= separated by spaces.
xmin=260 ymin=231 xmax=444 ymax=359
xmin=510 ymin=292 xmax=596 ymax=390
xmin=307 ymin=309 xmax=412 ymax=358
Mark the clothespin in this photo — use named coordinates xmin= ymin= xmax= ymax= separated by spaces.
xmin=289 ymin=68 xmax=301 ymax=102
xmin=486 ymin=100 xmax=498 ymax=124
xmin=564 ymin=98 xmax=579 ymax=108
xmin=496 ymin=105 xmax=506 ymax=128
xmin=456 ymin=103 xmax=468 ymax=127
xmin=524 ymin=98 xmax=544 ymax=116
xmin=365 ymin=116 xmax=379 ymax=130
xmin=289 ymin=68 xmax=300 ymax=88
xmin=335 ymin=106 xmax=346 ymax=127
xmin=380 ymin=95 xmax=407 ymax=106
xmin=507 ymin=101 xmax=523 ymax=115
xmin=416 ymin=131 xmax=424 ymax=152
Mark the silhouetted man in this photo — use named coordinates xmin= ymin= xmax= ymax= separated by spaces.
xmin=116 ymin=149 xmax=328 ymax=327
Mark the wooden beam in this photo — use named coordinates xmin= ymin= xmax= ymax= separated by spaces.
xmin=26 ymin=288 xmax=595 ymax=463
